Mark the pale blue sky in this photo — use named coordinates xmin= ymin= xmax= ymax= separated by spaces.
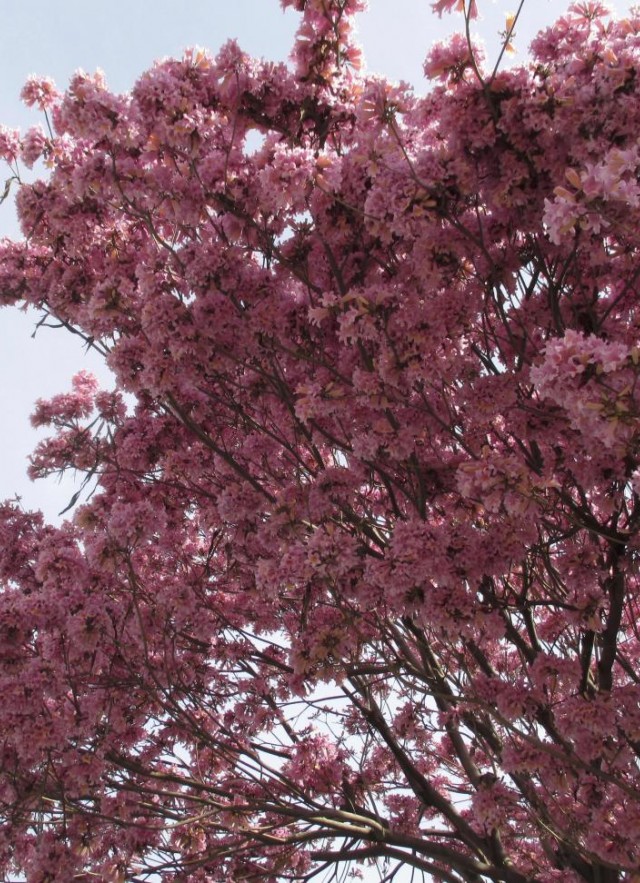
xmin=0 ymin=0 xmax=628 ymax=519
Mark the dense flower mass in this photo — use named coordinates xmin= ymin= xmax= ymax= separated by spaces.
xmin=1 ymin=0 xmax=640 ymax=880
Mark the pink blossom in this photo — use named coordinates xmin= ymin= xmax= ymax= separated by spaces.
xmin=19 ymin=125 xmax=49 ymax=168
xmin=0 ymin=126 xmax=20 ymax=164
xmin=0 ymin=2 xmax=639 ymax=881
xmin=20 ymin=75 xmax=60 ymax=110
xmin=432 ymin=0 xmax=478 ymax=18
xmin=423 ymin=32 xmax=480 ymax=81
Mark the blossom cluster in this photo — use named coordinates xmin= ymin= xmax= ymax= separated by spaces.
xmin=0 ymin=0 xmax=639 ymax=880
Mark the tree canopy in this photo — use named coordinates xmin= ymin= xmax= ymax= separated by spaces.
xmin=0 ymin=1 xmax=640 ymax=880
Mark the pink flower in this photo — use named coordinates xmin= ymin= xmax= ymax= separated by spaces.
xmin=423 ymin=33 xmax=481 ymax=81
xmin=0 ymin=127 xmax=20 ymax=164
xmin=432 ymin=0 xmax=477 ymax=17
xmin=20 ymin=75 xmax=60 ymax=110
xmin=20 ymin=125 xmax=49 ymax=169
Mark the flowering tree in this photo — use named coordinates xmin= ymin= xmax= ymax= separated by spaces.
xmin=0 ymin=0 xmax=639 ymax=880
